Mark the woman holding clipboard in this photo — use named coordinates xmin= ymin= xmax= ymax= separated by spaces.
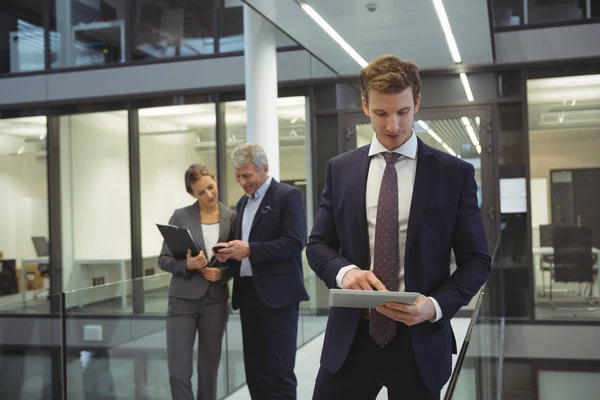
xmin=158 ymin=163 xmax=237 ymax=400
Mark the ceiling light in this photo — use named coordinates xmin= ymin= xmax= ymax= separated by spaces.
xmin=460 ymin=73 xmax=474 ymax=102
xmin=39 ymin=132 xmax=46 ymax=140
xmin=475 ymin=116 xmax=480 ymax=126
xmin=290 ymin=117 xmax=298 ymax=124
xmin=417 ymin=120 xmax=429 ymax=130
xmin=427 ymin=129 xmax=443 ymax=144
xmin=432 ymin=0 xmax=461 ymax=63
xmin=466 ymin=125 xmax=480 ymax=147
xmin=442 ymin=143 xmax=456 ymax=156
xmin=17 ymin=146 xmax=24 ymax=155
xmin=461 ymin=117 xmax=470 ymax=126
xmin=476 ymin=145 xmax=481 ymax=154
xmin=571 ymin=99 xmax=576 ymax=106
xmin=300 ymin=3 xmax=368 ymax=67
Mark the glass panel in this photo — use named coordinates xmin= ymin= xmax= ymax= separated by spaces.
xmin=219 ymin=1 xmax=298 ymax=54
xmin=59 ymin=111 xmax=131 ymax=299
xmin=50 ymin=0 xmax=126 ymax=69
xmin=0 ymin=116 xmax=50 ymax=305
xmin=1 ymin=0 xmax=46 ymax=73
xmin=527 ymin=0 xmax=588 ymax=25
xmin=133 ymin=0 xmax=215 ymax=61
xmin=492 ymin=0 xmax=524 ymax=27
xmin=527 ymin=74 xmax=600 ymax=320
xmin=0 ymin=294 xmax=63 ymax=400
xmin=138 ymin=103 xmax=217 ymax=264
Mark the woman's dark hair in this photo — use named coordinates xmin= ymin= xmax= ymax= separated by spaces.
xmin=184 ymin=164 xmax=214 ymax=194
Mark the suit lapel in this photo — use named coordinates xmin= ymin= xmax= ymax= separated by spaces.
xmin=406 ymin=139 xmax=437 ymax=252
xmin=355 ymin=147 xmax=371 ymax=268
xmin=236 ymin=197 xmax=247 ymax=240
xmin=250 ymin=179 xmax=278 ymax=234
xmin=187 ymin=202 xmax=206 ymax=255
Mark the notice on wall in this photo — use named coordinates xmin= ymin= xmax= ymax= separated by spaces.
xmin=500 ymin=178 xmax=527 ymax=213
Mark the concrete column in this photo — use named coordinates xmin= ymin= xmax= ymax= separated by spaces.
xmin=243 ymin=4 xmax=280 ymax=180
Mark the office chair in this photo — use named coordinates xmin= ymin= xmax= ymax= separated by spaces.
xmin=549 ymin=226 xmax=597 ymax=310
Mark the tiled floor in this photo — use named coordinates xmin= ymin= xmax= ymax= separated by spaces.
xmin=225 ymin=318 xmax=470 ymax=400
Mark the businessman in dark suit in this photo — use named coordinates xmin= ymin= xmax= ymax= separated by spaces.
xmin=307 ymin=54 xmax=491 ymax=399
xmin=215 ymin=143 xmax=309 ymax=400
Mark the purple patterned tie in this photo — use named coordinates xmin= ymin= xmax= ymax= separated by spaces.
xmin=370 ymin=152 xmax=401 ymax=347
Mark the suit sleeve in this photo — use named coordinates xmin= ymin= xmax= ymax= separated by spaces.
xmin=158 ymin=211 xmax=190 ymax=277
xmin=430 ymin=163 xmax=491 ymax=323
xmin=218 ymin=210 xmax=239 ymax=283
xmin=248 ymin=188 xmax=307 ymax=264
xmin=306 ymin=161 xmax=354 ymax=288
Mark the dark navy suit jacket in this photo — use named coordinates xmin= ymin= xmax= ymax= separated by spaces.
xmin=306 ymin=139 xmax=491 ymax=392
xmin=231 ymin=179 xmax=310 ymax=310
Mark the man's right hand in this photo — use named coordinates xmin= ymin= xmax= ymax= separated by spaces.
xmin=341 ymin=269 xmax=387 ymax=291
xmin=186 ymin=249 xmax=208 ymax=270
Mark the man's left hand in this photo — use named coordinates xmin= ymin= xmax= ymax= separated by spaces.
xmin=214 ymin=240 xmax=250 ymax=262
xmin=376 ymin=295 xmax=436 ymax=326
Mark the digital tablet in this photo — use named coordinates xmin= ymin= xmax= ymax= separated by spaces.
xmin=156 ymin=224 xmax=201 ymax=260
xmin=329 ymin=289 xmax=420 ymax=309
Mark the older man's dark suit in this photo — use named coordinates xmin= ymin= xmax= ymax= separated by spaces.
xmin=231 ymin=179 xmax=309 ymax=400
xmin=307 ymin=139 xmax=491 ymax=397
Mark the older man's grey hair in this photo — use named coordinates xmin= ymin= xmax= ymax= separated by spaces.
xmin=230 ymin=143 xmax=269 ymax=171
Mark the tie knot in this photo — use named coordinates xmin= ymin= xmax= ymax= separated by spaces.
xmin=383 ymin=152 xmax=400 ymax=164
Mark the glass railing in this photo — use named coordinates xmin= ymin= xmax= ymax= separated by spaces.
xmin=493 ymin=0 xmax=600 ymax=29
xmin=0 ymin=272 xmax=327 ymax=400
xmin=444 ymin=237 xmax=505 ymax=400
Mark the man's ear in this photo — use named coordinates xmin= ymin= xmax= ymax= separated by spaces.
xmin=414 ymin=94 xmax=421 ymax=114
xmin=362 ymin=97 xmax=370 ymax=117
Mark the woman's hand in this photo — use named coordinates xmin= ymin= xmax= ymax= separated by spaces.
xmin=186 ymin=249 xmax=208 ymax=270
xmin=200 ymin=267 xmax=222 ymax=282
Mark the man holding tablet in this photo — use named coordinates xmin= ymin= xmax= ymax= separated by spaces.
xmin=307 ymin=54 xmax=491 ymax=399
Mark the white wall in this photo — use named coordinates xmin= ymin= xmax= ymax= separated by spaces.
xmin=0 ymin=152 xmax=48 ymax=264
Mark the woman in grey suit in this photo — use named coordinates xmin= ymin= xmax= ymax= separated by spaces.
xmin=158 ymin=164 xmax=236 ymax=400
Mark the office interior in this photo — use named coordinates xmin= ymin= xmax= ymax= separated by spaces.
xmin=1 ymin=0 xmax=600 ymax=399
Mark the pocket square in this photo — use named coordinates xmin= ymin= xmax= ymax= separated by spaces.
xmin=261 ymin=205 xmax=273 ymax=214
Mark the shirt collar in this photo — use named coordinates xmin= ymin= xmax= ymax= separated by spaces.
xmin=368 ymin=130 xmax=418 ymax=159
xmin=247 ymin=176 xmax=272 ymax=200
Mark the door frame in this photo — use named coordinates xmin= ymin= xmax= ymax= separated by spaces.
xmin=342 ymin=104 xmax=499 ymax=250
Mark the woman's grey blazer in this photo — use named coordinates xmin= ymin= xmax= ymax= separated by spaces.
xmin=158 ymin=201 xmax=237 ymax=300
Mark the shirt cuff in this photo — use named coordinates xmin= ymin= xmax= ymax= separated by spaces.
xmin=428 ymin=296 xmax=443 ymax=322
xmin=336 ymin=265 xmax=360 ymax=288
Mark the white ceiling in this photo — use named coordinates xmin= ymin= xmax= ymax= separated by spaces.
xmin=243 ymin=0 xmax=494 ymax=75
xmin=527 ymin=74 xmax=600 ymax=138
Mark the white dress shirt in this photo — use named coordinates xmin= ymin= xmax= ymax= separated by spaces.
xmin=336 ymin=131 xmax=442 ymax=322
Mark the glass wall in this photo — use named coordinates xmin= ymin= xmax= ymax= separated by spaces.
xmin=139 ymin=103 xmax=217 ymax=313
xmin=59 ymin=110 xmax=131 ymax=310
xmin=1 ymin=0 xmax=46 ymax=74
xmin=1 ymin=0 xmax=301 ymax=74
xmin=527 ymin=74 xmax=600 ymax=320
xmin=0 ymin=115 xmax=49 ymax=305
xmin=493 ymin=0 xmax=599 ymax=28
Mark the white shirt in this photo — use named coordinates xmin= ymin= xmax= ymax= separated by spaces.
xmin=335 ymin=131 xmax=442 ymax=322
xmin=202 ymin=223 xmax=220 ymax=261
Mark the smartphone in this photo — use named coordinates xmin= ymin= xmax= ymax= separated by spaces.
xmin=212 ymin=245 xmax=226 ymax=254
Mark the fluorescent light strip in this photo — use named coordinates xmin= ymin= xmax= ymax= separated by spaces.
xmin=300 ymin=3 xmax=368 ymax=67
xmin=442 ymin=143 xmax=457 ymax=156
xmin=460 ymin=73 xmax=474 ymax=102
xmin=432 ymin=0 xmax=461 ymax=63
xmin=427 ymin=129 xmax=443 ymax=144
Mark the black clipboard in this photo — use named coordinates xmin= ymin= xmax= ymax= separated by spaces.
xmin=156 ymin=224 xmax=201 ymax=260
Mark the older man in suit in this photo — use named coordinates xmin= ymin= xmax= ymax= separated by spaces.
xmin=215 ymin=143 xmax=309 ymax=400
xmin=307 ymin=54 xmax=491 ymax=399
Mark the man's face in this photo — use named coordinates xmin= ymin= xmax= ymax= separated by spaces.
xmin=362 ymin=87 xmax=420 ymax=151
xmin=234 ymin=162 xmax=269 ymax=197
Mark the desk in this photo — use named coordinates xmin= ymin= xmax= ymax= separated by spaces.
xmin=532 ymin=246 xmax=600 ymax=297
xmin=74 ymin=259 xmax=127 ymax=309
xmin=20 ymin=257 xmax=50 ymax=302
